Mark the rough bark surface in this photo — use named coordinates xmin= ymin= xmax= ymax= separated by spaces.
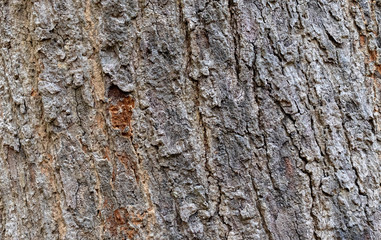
xmin=1 ymin=0 xmax=381 ymax=239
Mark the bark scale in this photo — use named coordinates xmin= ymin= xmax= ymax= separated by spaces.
xmin=0 ymin=0 xmax=380 ymax=239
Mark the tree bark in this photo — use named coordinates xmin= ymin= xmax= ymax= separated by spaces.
xmin=1 ymin=0 xmax=380 ymax=239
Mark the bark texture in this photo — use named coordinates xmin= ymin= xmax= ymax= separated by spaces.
xmin=1 ymin=0 xmax=381 ymax=239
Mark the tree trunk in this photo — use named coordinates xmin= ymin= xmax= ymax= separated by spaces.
xmin=1 ymin=0 xmax=380 ymax=239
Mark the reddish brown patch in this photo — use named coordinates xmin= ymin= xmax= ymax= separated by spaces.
xmin=105 ymin=207 xmax=145 ymax=238
xmin=360 ymin=35 xmax=366 ymax=47
xmin=370 ymin=50 xmax=378 ymax=62
xmin=108 ymin=86 xmax=135 ymax=137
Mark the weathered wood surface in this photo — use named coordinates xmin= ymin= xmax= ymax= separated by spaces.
xmin=0 ymin=0 xmax=381 ymax=239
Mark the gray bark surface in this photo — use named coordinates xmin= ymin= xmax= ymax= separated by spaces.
xmin=0 ymin=0 xmax=381 ymax=239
